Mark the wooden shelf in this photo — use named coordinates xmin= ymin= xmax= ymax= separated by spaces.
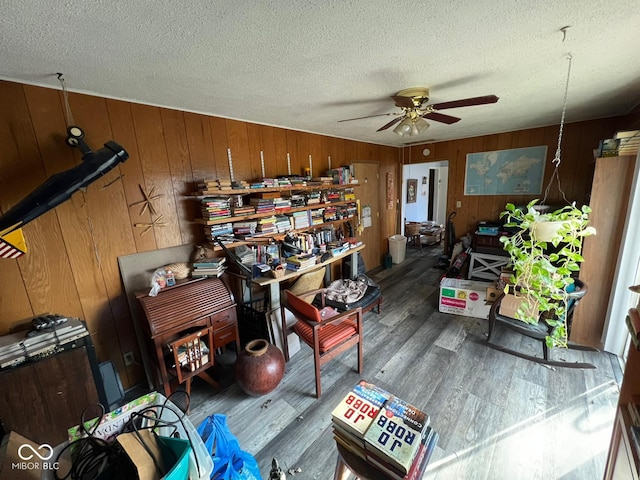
xmin=204 ymin=217 xmax=357 ymax=251
xmin=196 ymin=200 xmax=356 ymax=226
xmin=195 ymin=183 xmax=359 ymax=196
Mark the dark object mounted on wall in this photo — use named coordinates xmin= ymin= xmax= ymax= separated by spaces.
xmin=0 ymin=126 xmax=128 ymax=258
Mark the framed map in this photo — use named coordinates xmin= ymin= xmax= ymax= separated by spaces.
xmin=464 ymin=146 xmax=547 ymax=196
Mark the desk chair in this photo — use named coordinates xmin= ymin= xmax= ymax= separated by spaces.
xmin=486 ymin=279 xmax=598 ymax=369
xmin=281 ymin=289 xmax=363 ymax=398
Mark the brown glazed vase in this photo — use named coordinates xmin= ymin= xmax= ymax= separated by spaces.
xmin=234 ymin=339 xmax=285 ymax=396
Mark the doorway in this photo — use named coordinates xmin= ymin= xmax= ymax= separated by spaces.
xmin=401 ymin=161 xmax=449 ymax=228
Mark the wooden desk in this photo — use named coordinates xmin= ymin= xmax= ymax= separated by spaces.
xmin=251 ymin=244 xmax=365 ymax=352
xmin=137 ymin=277 xmax=240 ymax=397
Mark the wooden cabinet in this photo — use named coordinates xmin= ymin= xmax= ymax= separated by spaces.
xmin=604 ymin=308 xmax=640 ymax=479
xmin=0 ymin=342 xmax=104 ymax=445
xmin=572 ymin=155 xmax=637 ymax=348
xmin=137 ymin=277 xmax=239 ymax=397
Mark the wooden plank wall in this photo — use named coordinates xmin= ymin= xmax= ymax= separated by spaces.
xmin=402 ymin=118 xmax=630 ymax=238
xmin=0 ymin=78 xmax=633 ymax=388
xmin=0 ymin=80 xmax=398 ymax=389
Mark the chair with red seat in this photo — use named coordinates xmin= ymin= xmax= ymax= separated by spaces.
xmin=281 ymin=288 xmax=363 ymax=398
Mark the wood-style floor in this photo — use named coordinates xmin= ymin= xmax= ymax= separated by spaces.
xmin=187 ymin=244 xmax=622 ymax=480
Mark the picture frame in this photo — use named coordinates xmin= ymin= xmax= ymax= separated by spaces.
xmin=406 ymin=179 xmax=417 ymax=204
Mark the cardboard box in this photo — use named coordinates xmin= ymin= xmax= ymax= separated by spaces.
xmin=486 ymin=285 xmax=502 ymax=304
xmin=439 ymin=278 xmax=492 ymax=319
xmin=498 ymin=293 xmax=540 ymax=319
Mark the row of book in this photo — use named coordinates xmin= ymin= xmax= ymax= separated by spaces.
xmin=198 ymin=174 xmax=358 ymax=192
xmin=331 ymin=381 xmax=438 ymax=480
xmin=597 ymin=130 xmax=639 ymax=158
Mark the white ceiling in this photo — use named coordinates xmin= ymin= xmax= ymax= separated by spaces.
xmin=1 ymin=1 xmax=639 ymax=147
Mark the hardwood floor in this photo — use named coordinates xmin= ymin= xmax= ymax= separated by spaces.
xmin=187 ymin=244 xmax=622 ymax=479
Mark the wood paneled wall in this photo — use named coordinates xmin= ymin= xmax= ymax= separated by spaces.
xmin=401 ymin=118 xmax=629 ymax=238
xmin=0 ymin=81 xmax=398 ymax=389
xmin=0 ymin=78 xmax=632 ymax=388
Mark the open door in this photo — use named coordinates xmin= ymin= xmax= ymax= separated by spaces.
xmin=352 ymin=162 xmax=381 ymax=272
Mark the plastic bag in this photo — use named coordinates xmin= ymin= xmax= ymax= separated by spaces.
xmin=197 ymin=414 xmax=262 ymax=480
xmin=149 ymin=268 xmax=168 ymax=297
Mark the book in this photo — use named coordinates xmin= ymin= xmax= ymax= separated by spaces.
xmin=193 ymin=258 xmax=226 ymax=268
xmin=363 ymin=395 xmax=430 ymax=475
xmin=331 ymin=380 xmax=391 ymax=439
xmin=366 ymin=426 xmax=437 ymax=480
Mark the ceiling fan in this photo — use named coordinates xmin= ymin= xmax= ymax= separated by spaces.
xmin=338 ymin=87 xmax=499 ymax=136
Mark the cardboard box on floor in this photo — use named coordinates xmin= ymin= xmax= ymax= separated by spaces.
xmin=439 ymin=278 xmax=492 ymax=319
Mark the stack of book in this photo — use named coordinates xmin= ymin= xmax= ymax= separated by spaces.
xmin=200 ymin=197 xmax=232 ymax=221
xmin=288 ymin=211 xmax=310 ymax=229
xmin=275 ymin=214 xmax=292 ymax=233
xmin=192 ymin=258 xmax=227 ymax=278
xmin=289 ymin=194 xmax=306 ymax=208
xmin=256 ymin=216 xmax=278 ymax=234
xmin=249 ymin=197 xmax=276 ymax=214
xmin=615 ymin=130 xmax=639 ymax=156
xmin=204 ymin=222 xmax=233 ymax=241
xmin=331 ymin=381 xmax=439 ymax=480
xmin=197 ymin=179 xmax=232 ymax=192
xmin=285 ymin=253 xmax=317 ymax=271
xmin=306 ymin=191 xmax=321 ymax=205
xmin=231 ymin=204 xmax=255 ymax=216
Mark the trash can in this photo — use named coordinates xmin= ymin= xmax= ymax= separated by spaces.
xmin=388 ymin=235 xmax=407 ymax=264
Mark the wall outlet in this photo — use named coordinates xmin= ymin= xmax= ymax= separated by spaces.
xmin=456 ymin=200 xmax=462 ymax=208
xmin=123 ymin=351 xmax=135 ymax=366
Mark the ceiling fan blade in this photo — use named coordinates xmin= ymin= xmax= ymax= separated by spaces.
xmin=391 ymin=95 xmax=416 ymax=109
xmin=422 ymin=112 xmax=461 ymax=124
xmin=377 ymin=116 xmax=404 ymax=132
xmin=430 ymin=95 xmax=499 ymax=110
xmin=338 ymin=112 xmax=397 ymax=123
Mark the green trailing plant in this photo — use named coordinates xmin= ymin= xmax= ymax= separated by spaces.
xmin=499 ymin=199 xmax=596 ymax=348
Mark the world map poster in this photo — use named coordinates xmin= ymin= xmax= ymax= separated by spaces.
xmin=464 ymin=146 xmax=547 ymax=195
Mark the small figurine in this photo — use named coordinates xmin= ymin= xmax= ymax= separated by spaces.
xmin=269 ymin=458 xmax=286 ymax=480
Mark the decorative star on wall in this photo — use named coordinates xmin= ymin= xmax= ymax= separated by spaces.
xmin=129 ymin=184 xmax=164 ymax=216
xmin=134 ymin=214 xmax=168 ymax=236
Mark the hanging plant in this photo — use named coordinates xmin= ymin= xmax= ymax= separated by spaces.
xmin=499 ymin=199 xmax=596 ymax=347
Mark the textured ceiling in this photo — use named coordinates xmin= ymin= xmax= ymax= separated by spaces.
xmin=1 ymin=1 xmax=639 ymax=147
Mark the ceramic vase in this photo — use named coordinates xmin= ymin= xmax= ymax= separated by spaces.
xmin=235 ymin=339 xmax=285 ymax=396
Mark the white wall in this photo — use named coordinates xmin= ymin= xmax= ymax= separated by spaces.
xmin=401 ymin=160 xmax=449 ymax=231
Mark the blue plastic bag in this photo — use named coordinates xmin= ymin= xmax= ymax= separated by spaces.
xmin=197 ymin=414 xmax=262 ymax=480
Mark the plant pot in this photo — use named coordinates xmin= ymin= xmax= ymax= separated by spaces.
xmin=531 ymin=220 xmax=564 ymax=242
xmin=234 ymin=339 xmax=285 ymax=396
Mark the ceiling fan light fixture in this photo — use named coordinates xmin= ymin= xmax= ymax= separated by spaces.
xmin=393 ymin=117 xmax=414 ymax=136
xmin=393 ymin=116 xmax=430 ymax=136
xmin=412 ymin=117 xmax=430 ymax=135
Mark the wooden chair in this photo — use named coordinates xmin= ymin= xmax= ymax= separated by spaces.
xmin=486 ymin=279 xmax=598 ymax=368
xmin=281 ymin=288 xmax=363 ymax=398
xmin=404 ymin=220 xmax=422 ymax=251
xmin=167 ymin=327 xmax=219 ymax=398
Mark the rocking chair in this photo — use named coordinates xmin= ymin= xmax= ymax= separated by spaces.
xmin=486 ymin=279 xmax=598 ymax=369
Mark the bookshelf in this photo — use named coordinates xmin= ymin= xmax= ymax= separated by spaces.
xmin=193 ymin=182 xmax=360 ymax=249
xmin=604 ymin=308 xmax=640 ymax=480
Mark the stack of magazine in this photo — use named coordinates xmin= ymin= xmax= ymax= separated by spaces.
xmin=331 ymin=380 xmax=439 ymax=480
